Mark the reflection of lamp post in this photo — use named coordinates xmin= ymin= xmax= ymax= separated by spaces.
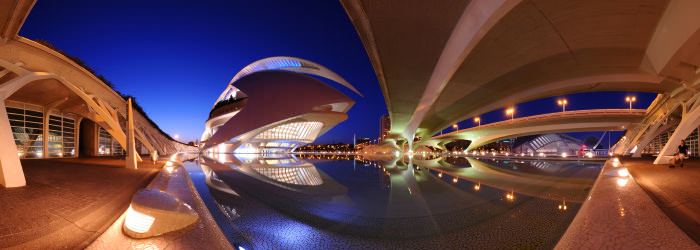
xmin=474 ymin=117 xmax=480 ymax=127
xmin=558 ymin=200 xmax=567 ymax=210
xmin=557 ymin=99 xmax=567 ymax=112
xmin=626 ymin=96 xmax=636 ymax=110
xmin=506 ymin=108 xmax=514 ymax=121
xmin=474 ymin=181 xmax=480 ymax=191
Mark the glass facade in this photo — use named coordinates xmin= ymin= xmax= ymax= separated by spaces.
xmin=98 ymin=127 xmax=125 ymax=156
xmin=6 ymin=101 xmax=44 ymax=158
xmin=6 ymin=101 xmax=76 ymax=158
xmin=642 ymin=128 xmax=699 ymax=156
xmin=48 ymin=111 xmax=75 ymax=157
xmin=254 ymin=121 xmax=323 ymax=142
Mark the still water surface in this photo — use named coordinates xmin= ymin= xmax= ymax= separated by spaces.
xmin=183 ymin=154 xmax=602 ymax=249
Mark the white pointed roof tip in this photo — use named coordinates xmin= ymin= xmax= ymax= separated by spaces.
xmin=229 ymin=56 xmax=363 ymax=97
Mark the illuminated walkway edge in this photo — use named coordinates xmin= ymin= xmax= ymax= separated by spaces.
xmin=86 ymin=154 xmax=233 ymax=250
xmin=555 ymin=159 xmax=698 ymax=249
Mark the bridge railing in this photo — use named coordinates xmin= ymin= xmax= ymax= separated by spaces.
xmin=437 ymin=109 xmax=646 ymax=138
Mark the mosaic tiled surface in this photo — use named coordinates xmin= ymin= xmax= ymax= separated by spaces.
xmin=86 ymin=164 xmax=233 ymax=250
xmin=555 ymin=160 xmax=700 ymax=249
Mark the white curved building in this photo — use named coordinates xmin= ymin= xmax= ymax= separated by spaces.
xmin=201 ymin=57 xmax=359 ymax=154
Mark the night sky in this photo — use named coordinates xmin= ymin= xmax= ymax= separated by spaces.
xmin=18 ymin=1 xmax=656 ymax=146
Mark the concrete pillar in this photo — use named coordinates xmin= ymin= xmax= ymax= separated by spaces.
xmin=74 ymin=117 xmax=82 ymax=158
xmin=42 ymin=108 xmax=49 ymax=159
xmin=0 ymin=100 xmax=26 ymax=187
xmin=126 ymin=98 xmax=138 ymax=169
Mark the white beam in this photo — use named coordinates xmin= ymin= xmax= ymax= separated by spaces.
xmin=0 ymin=100 xmax=25 ymax=187
xmin=654 ymin=103 xmax=700 ymax=164
xmin=403 ymin=0 xmax=522 ymax=141
xmin=126 ymin=98 xmax=138 ymax=169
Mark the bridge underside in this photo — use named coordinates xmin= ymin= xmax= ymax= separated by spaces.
xmin=341 ymin=0 xmax=700 ymax=160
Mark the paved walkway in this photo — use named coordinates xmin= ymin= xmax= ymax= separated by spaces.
xmin=624 ymin=156 xmax=700 ymax=244
xmin=555 ymin=158 xmax=699 ymax=249
xmin=0 ymin=157 xmax=161 ymax=250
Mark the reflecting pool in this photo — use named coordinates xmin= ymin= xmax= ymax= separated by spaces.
xmin=183 ymin=154 xmax=603 ymax=249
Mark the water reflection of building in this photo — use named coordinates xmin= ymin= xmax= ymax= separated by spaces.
xmin=201 ymin=57 xmax=361 ymax=155
xmin=203 ymin=154 xmax=330 ymax=188
xmin=511 ymin=134 xmax=582 ymax=155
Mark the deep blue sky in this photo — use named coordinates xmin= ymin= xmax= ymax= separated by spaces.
xmin=19 ymin=1 xmax=656 ymax=145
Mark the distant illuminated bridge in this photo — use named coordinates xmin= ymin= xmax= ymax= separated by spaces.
xmin=421 ymin=109 xmax=646 ymax=151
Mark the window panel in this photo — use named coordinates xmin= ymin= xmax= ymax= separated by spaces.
xmin=25 ymin=110 xmax=42 ymax=117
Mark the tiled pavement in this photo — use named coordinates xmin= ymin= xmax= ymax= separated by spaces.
xmin=0 ymin=157 xmax=160 ymax=250
xmin=624 ymin=156 xmax=700 ymax=244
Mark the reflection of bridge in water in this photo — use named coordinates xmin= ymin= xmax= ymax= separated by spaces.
xmin=369 ymin=155 xmax=598 ymax=203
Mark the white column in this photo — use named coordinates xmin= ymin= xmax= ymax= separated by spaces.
xmin=74 ymin=117 xmax=82 ymax=158
xmin=42 ymin=108 xmax=49 ymax=158
xmin=0 ymin=100 xmax=26 ymax=187
xmin=126 ymin=98 xmax=138 ymax=169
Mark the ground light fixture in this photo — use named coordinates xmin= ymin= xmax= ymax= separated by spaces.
xmin=124 ymin=205 xmax=155 ymax=234
xmin=123 ymin=188 xmax=199 ymax=238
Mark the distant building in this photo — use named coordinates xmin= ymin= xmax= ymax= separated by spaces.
xmin=474 ymin=140 xmax=513 ymax=152
xmin=201 ymin=57 xmax=361 ymax=154
xmin=511 ymin=134 xmax=582 ymax=155
xmin=356 ymin=138 xmax=371 ymax=146
xmin=380 ymin=114 xmax=390 ymax=141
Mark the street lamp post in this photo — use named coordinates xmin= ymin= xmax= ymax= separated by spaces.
xmin=557 ymin=99 xmax=567 ymax=112
xmin=506 ymin=108 xmax=514 ymax=121
xmin=626 ymin=96 xmax=636 ymax=110
xmin=474 ymin=117 xmax=480 ymax=127
xmin=452 ymin=124 xmax=458 ymax=131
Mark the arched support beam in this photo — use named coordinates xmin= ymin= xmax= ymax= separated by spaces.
xmin=643 ymin=0 xmax=700 ymax=80
xmin=402 ymin=0 xmax=523 ymax=145
xmin=621 ymin=99 xmax=681 ymax=155
xmin=0 ymin=69 xmax=141 ymax=164
xmin=654 ymin=102 xmax=700 ymax=164
xmin=126 ymin=98 xmax=138 ymax=169
xmin=0 ymin=100 xmax=25 ymax=187
xmin=632 ymin=119 xmax=680 ymax=157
